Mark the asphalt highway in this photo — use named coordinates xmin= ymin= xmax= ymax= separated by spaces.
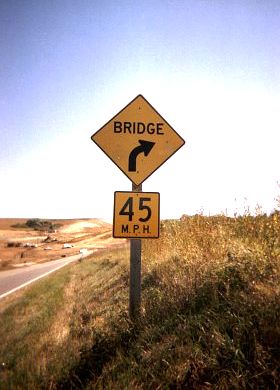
xmin=0 ymin=252 xmax=92 ymax=299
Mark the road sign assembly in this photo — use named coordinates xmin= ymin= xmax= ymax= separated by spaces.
xmin=91 ymin=94 xmax=185 ymax=319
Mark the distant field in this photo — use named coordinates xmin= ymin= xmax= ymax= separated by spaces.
xmin=0 ymin=218 xmax=124 ymax=269
xmin=0 ymin=213 xmax=279 ymax=388
xmin=0 ymin=218 xmax=26 ymax=229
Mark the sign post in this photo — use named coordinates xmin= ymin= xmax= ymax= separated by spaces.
xmin=130 ymin=182 xmax=142 ymax=319
xmin=91 ymin=94 xmax=185 ymax=320
xmin=113 ymin=186 xmax=160 ymax=318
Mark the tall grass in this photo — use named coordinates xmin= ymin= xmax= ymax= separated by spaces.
xmin=0 ymin=212 xmax=279 ymax=389
xmin=136 ymin=213 xmax=280 ymax=388
xmin=0 ymin=247 xmax=130 ymax=389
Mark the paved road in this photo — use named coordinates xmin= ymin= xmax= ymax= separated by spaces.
xmin=0 ymin=252 xmax=92 ymax=299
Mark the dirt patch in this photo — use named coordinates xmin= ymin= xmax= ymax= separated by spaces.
xmin=60 ymin=221 xmax=100 ymax=233
xmin=0 ymin=218 xmax=125 ymax=270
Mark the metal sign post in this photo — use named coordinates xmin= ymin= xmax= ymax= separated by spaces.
xmin=129 ymin=183 xmax=142 ymax=319
xmin=113 ymin=186 xmax=159 ymax=320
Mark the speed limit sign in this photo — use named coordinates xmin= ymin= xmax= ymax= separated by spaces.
xmin=113 ymin=191 xmax=160 ymax=238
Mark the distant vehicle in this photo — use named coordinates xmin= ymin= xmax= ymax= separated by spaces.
xmin=62 ymin=243 xmax=74 ymax=249
xmin=79 ymin=248 xmax=87 ymax=254
xmin=24 ymin=243 xmax=37 ymax=248
xmin=44 ymin=247 xmax=52 ymax=250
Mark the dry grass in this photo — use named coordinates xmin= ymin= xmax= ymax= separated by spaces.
xmin=0 ymin=245 xmax=130 ymax=389
xmin=0 ymin=212 xmax=279 ymax=389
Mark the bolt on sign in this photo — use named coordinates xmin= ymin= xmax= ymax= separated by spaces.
xmin=113 ymin=191 xmax=160 ymax=238
xmin=91 ymin=95 xmax=185 ymax=185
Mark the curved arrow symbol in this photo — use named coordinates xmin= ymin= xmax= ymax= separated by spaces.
xmin=128 ymin=140 xmax=155 ymax=172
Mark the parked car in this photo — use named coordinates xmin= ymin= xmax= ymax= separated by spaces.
xmin=62 ymin=243 xmax=74 ymax=249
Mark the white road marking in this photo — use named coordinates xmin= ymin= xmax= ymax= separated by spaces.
xmin=0 ymin=253 xmax=92 ymax=299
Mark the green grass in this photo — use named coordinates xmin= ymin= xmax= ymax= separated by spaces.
xmin=0 ymin=213 xmax=279 ymax=389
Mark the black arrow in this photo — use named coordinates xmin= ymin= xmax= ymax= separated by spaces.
xmin=128 ymin=140 xmax=155 ymax=172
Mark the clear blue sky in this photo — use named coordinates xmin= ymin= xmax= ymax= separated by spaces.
xmin=1 ymin=0 xmax=280 ymax=220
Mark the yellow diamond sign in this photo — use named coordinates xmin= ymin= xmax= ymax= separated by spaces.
xmin=91 ymin=95 xmax=185 ymax=185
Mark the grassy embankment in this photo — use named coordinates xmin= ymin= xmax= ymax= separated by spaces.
xmin=0 ymin=212 xmax=279 ymax=389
